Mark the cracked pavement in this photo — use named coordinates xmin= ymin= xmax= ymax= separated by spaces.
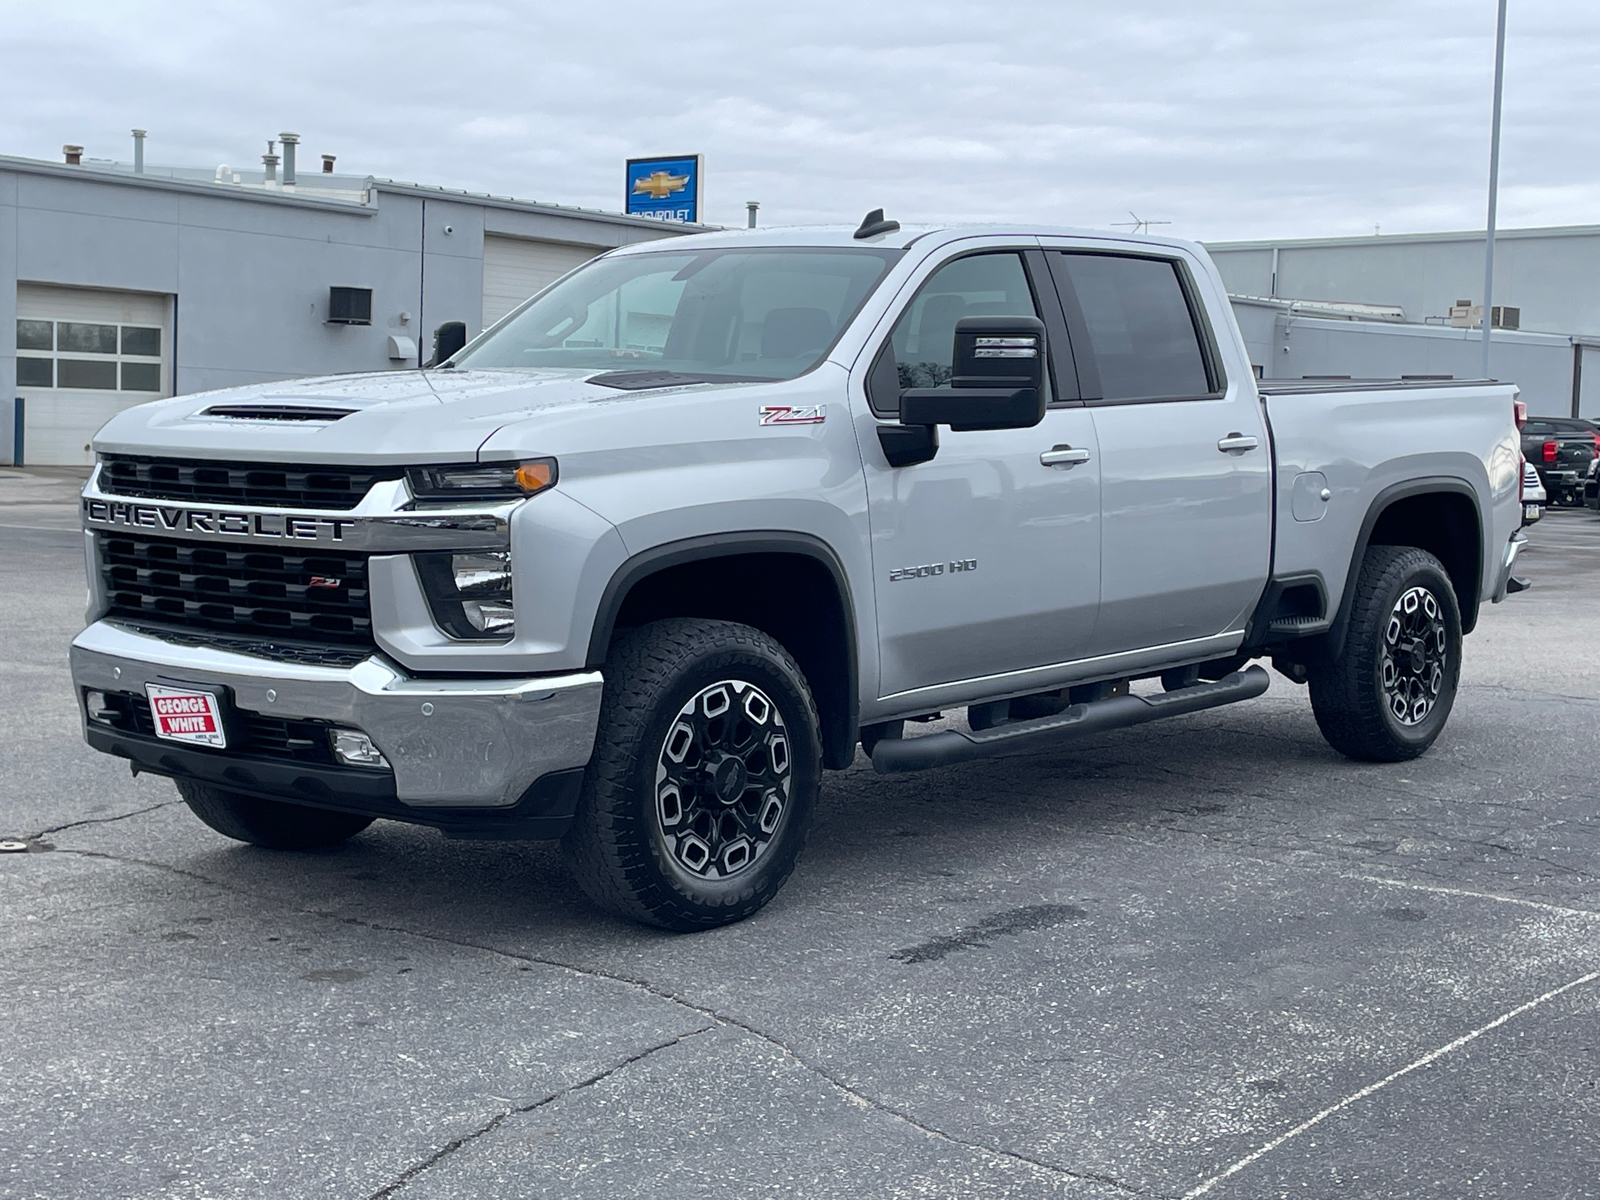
xmin=5 ymin=474 xmax=1600 ymax=1199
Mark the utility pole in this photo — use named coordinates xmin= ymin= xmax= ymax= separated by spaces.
xmin=1481 ymin=0 xmax=1508 ymax=379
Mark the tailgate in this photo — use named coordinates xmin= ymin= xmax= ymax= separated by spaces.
xmin=1555 ymin=436 xmax=1597 ymax=469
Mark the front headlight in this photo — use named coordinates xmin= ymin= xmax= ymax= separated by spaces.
xmin=406 ymin=459 xmax=556 ymax=505
xmin=416 ymin=550 xmax=516 ymax=639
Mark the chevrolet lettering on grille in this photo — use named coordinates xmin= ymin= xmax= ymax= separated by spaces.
xmin=82 ymin=498 xmax=356 ymax=542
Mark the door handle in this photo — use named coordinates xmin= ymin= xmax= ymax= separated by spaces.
xmin=1217 ymin=433 xmax=1259 ymax=454
xmin=1040 ymin=446 xmax=1092 ymax=468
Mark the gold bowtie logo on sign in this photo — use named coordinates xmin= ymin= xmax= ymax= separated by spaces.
xmin=632 ymin=170 xmax=690 ymax=200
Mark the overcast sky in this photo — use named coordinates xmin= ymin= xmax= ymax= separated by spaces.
xmin=3 ymin=0 xmax=1596 ymax=242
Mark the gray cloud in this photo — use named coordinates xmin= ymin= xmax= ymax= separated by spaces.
xmin=2 ymin=0 xmax=1595 ymax=241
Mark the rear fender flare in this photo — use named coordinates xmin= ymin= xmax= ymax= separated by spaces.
xmin=1321 ymin=477 xmax=1483 ymax=659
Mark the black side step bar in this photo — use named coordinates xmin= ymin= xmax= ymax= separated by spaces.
xmin=870 ymin=666 xmax=1271 ymax=774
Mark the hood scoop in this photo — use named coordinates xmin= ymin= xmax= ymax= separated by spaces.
xmin=202 ymin=404 xmax=357 ymax=422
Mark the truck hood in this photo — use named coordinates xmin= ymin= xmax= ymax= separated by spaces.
xmin=91 ymin=368 xmax=621 ymax=464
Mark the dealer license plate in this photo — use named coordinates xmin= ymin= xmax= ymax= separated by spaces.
xmin=146 ymin=685 xmax=228 ymax=749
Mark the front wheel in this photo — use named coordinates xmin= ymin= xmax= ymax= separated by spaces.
xmin=562 ymin=618 xmax=822 ymax=931
xmin=1309 ymin=545 xmax=1462 ymax=762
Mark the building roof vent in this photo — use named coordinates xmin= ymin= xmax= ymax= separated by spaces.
xmin=63 ymin=144 xmax=83 ymax=165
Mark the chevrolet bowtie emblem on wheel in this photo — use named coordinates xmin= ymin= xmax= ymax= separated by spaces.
xmin=758 ymin=405 xmax=826 ymax=426
xmin=632 ymin=170 xmax=690 ymax=200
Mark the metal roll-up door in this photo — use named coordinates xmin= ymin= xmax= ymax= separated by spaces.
xmin=14 ymin=283 xmax=174 ymax=466
xmin=481 ymin=236 xmax=601 ymax=328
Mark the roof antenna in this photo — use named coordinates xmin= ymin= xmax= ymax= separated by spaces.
xmin=853 ymin=208 xmax=900 ymax=239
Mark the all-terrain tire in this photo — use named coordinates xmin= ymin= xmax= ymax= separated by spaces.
xmin=562 ymin=618 xmax=822 ymax=931
xmin=176 ymin=780 xmax=374 ymax=849
xmin=1308 ymin=545 xmax=1462 ymax=762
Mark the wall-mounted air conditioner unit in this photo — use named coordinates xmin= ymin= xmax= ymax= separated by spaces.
xmin=327 ymin=287 xmax=373 ymax=325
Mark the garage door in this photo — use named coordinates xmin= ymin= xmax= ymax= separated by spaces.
xmin=481 ymin=236 xmax=601 ymax=328
xmin=15 ymin=283 xmax=173 ymax=467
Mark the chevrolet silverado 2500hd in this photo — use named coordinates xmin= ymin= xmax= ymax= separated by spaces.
xmin=69 ymin=213 xmax=1528 ymax=929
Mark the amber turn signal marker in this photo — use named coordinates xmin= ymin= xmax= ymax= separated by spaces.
xmin=515 ymin=461 xmax=554 ymax=492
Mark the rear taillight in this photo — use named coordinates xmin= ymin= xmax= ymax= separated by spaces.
xmin=1592 ymin=432 xmax=1599 ymax=457
xmin=1514 ymin=400 xmax=1528 ymax=430
xmin=1544 ymin=440 xmax=1559 ymax=463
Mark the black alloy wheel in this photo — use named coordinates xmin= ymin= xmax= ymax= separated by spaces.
xmin=655 ymin=679 xmax=792 ymax=880
xmin=1379 ymin=585 xmax=1449 ymax=727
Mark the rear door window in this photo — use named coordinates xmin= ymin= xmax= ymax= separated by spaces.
xmin=1048 ymin=253 xmax=1213 ymax=402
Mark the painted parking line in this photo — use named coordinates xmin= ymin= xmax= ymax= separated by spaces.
xmin=1181 ymin=968 xmax=1600 ymax=1198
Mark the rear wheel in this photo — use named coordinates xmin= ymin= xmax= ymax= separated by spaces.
xmin=563 ymin=618 xmax=821 ymax=931
xmin=176 ymin=780 xmax=374 ymax=849
xmin=1309 ymin=545 xmax=1462 ymax=762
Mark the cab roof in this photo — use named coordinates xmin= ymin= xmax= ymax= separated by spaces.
xmin=607 ymin=222 xmax=1201 ymax=258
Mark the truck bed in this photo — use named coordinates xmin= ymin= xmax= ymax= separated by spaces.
xmin=1262 ymin=377 xmax=1523 ymax=633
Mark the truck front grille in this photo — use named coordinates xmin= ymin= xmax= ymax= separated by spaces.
xmin=100 ymin=533 xmax=374 ymax=649
xmin=99 ymin=454 xmax=404 ymax=510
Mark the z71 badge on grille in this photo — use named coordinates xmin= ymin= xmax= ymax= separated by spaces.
xmin=758 ymin=405 xmax=826 ymax=426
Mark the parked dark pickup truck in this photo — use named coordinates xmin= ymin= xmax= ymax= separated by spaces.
xmin=1521 ymin=418 xmax=1599 ymax=506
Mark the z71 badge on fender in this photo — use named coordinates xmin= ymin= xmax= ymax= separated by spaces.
xmin=758 ymin=405 xmax=826 ymax=426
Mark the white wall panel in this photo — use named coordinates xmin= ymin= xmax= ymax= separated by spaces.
xmin=481 ymin=236 xmax=599 ymax=327
xmin=15 ymin=282 xmax=173 ymax=465
xmin=1578 ymin=345 xmax=1600 ymax=420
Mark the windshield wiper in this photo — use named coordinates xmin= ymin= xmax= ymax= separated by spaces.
xmin=586 ymin=370 xmax=777 ymax=391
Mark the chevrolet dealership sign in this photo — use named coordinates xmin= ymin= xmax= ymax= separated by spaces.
xmin=626 ymin=155 xmax=702 ymax=224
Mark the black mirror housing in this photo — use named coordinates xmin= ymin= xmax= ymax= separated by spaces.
xmin=951 ymin=315 xmax=1047 ymax=389
xmin=877 ymin=422 xmax=939 ymax=468
xmin=899 ymin=315 xmax=1047 ymax=432
xmin=431 ymin=321 xmax=468 ymax=366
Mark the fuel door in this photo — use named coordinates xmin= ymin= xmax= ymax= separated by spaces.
xmin=1291 ymin=471 xmax=1330 ymax=522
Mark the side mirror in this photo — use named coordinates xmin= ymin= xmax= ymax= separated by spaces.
xmin=431 ymin=321 xmax=467 ymax=366
xmin=899 ymin=316 xmax=1047 ymax=432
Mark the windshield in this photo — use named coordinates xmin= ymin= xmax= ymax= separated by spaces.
xmin=454 ymin=247 xmax=901 ymax=382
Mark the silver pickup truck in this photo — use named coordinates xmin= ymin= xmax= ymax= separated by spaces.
xmin=69 ymin=213 xmax=1528 ymax=929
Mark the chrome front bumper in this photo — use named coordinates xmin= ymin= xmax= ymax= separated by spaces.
xmin=69 ymin=621 xmax=603 ymax=808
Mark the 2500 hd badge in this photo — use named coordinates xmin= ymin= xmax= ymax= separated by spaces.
xmin=889 ymin=558 xmax=978 ymax=581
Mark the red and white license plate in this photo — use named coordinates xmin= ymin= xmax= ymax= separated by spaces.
xmin=146 ymin=685 xmax=227 ymax=749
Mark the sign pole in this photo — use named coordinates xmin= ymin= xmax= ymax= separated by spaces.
xmin=1481 ymin=0 xmax=1508 ymax=380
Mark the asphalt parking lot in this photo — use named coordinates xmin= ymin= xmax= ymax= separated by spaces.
xmin=4 ymin=469 xmax=1599 ymax=1200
